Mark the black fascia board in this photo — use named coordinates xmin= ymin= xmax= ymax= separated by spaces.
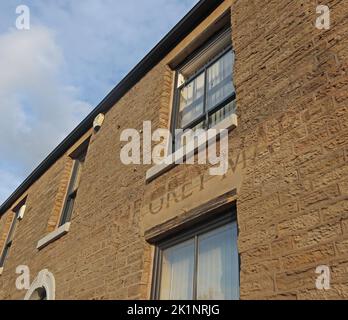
xmin=0 ymin=0 xmax=224 ymax=215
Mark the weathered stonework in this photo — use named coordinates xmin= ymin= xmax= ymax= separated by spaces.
xmin=0 ymin=0 xmax=347 ymax=300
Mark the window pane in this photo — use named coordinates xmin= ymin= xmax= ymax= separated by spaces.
xmin=0 ymin=244 xmax=10 ymax=267
xmin=209 ymin=100 xmax=236 ymax=128
xmin=174 ymin=121 xmax=205 ymax=150
xmin=160 ymin=239 xmax=195 ymax=300
xmin=206 ymin=51 xmax=235 ymax=111
xmin=179 ymin=73 xmax=205 ymax=128
xmin=59 ymin=150 xmax=86 ymax=227
xmin=70 ymin=157 xmax=85 ymax=192
xmin=60 ymin=195 xmax=75 ymax=226
xmin=197 ymin=222 xmax=239 ymax=300
xmin=6 ymin=215 xmax=18 ymax=243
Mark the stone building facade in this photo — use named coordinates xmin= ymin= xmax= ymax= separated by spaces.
xmin=0 ymin=0 xmax=347 ymax=300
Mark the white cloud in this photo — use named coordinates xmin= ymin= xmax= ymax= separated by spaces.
xmin=0 ymin=0 xmax=199 ymax=204
xmin=25 ymin=0 xmax=199 ymax=104
xmin=0 ymin=26 xmax=90 ymax=202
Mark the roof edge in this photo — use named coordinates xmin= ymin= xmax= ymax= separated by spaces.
xmin=0 ymin=0 xmax=224 ymax=215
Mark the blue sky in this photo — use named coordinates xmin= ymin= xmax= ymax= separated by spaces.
xmin=0 ymin=0 xmax=199 ymax=203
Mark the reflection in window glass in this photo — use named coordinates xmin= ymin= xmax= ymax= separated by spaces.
xmin=206 ymin=50 xmax=234 ymax=111
xmin=179 ymin=72 xmax=205 ymax=128
xmin=209 ymin=100 xmax=236 ymax=128
xmin=59 ymin=149 xmax=87 ymax=227
xmin=175 ymin=48 xmax=236 ymax=140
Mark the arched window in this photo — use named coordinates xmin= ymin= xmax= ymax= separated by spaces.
xmin=29 ymin=287 xmax=47 ymax=300
xmin=24 ymin=269 xmax=55 ymax=300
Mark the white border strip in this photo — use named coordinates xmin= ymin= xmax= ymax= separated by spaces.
xmin=146 ymin=113 xmax=238 ymax=182
xmin=37 ymin=223 xmax=71 ymax=250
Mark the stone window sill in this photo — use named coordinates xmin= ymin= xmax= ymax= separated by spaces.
xmin=37 ymin=222 xmax=71 ymax=250
xmin=146 ymin=113 xmax=238 ymax=183
xmin=0 ymin=267 xmax=3 ymax=276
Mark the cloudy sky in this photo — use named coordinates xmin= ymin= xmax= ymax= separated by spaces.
xmin=0 ymin=0 xmax=198 ymax=203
